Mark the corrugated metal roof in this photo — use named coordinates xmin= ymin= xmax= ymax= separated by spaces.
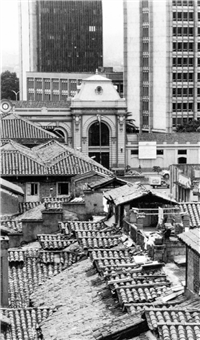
xmin=1 ymin=113 xmax=57 ymax=140
xmin=104 ymin=183 xmax=177 ymax=206
xmin=178 ymin=228 xmax=200 ymax=254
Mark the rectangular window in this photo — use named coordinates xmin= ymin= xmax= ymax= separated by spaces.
xmin=131 ymin=150 xmax=139 ymax=155
xmin=188 ymin=102 xmax=193 ymax=111
xmin=142 ymin=0 xmax=149 ymax=8
xmin=143 ymin=27 xmax=149 ymax=37
xmin=142 ymin=115 xmax=149 ymax=126
xmin=197 ymin=103 xmax=200 ymax=111
xmin=197 ymin=88 xmax=200 ymax=96
xmin=178 ymin=150 xmax=187 ymax=154
xmin=198 ymin=73 xmax=200 ymax=81
xmin=188 ymin=73 xmax=193 ymax=82
xmin=89 ymin=26 xmax=96 ymax=32
xmin=143 ymin=72 xmax=149 ymax=82
xmin=143 ymin=86 xmax=149 ymax=96
xmin=188 ymin=12 xmax=194 ymax=21
xmin=188 ymin=88 xmax=193 ymax=96
xmin=143 ymin=101 xmax=149 ymax=111
xmin=27 ymin=183 xmax=39 ymax=196
xmin=143 ymin=57 xmax=149 ymax=67
xmin=157 ymin=150 xmax=164 ymax=155
xmin=143 ymin=42 xmax=149 ymax=52
xmin=57 ymin=182 xmax=69 ymax=195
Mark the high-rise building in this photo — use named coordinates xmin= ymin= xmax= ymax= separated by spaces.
xmin=19 ymin=0 xmax=103 ymax=100
xmin=124 ymin=0 xmax=200 ymax=132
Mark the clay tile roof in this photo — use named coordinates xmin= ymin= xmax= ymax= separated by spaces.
xmin=179 ymin=202 xmax=200 ymax=227
xmin=37 ymin=234 xmax=76 ymax=250
xmin=1 ymin=112 xmax=58 ymax=140
xmin=8 ymin=248 xmax=82 ymax=309
xmin=33 ymin=140 xmax=113 ymax=176
xmin=69 ymin=220 xmax=105 ymax=232
xmin=0 ymin=307 xmax=54 ymax=340
xmin=178 ymin=228 xmax=200 ymax=254
xmin=1 ymin=140 xmax=112 ymax=176
xmin=0 ymin=141 xmax=46 ymax=176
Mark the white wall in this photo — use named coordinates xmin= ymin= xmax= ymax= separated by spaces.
xmin=124 ymin=0 xmax=140 ymax=127
xmin=152 ymin=0 xmax=168 ymax=131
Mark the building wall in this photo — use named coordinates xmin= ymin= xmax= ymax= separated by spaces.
xmin=152 ymin=0 xmax=170 ymax=132
xmin=26 ymin=71 xmax=123 ymax=101
xmin=0 ymin=190 xmax=23 ymax=215
xmin=187 ymin=247 xmax=200 ymax=294
xmin=0 ymin=237 xmax=9 ymax=307
xmin=4 ymin=177 xmax=71 ymax=203
xmin=19 ymin=0 xmax=36 ymax=100
xmin=124 ymin=0 xmax=140 ymax=128
xmin=124 ymin=0 xmax=200 ymax=132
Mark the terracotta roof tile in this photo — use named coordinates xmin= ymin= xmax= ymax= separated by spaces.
xmin=69 ymin=220 xmax=105 ymax=232
xmin=8 ymin=248 xmax=81 ymax=308
xmin=0 ymin=307 xmax=54 ymax=340
xmin=37 ymin=234 xmax=76 ymax=250
xmin=1 ymin=112 xmax=57 ymax=141
xmin=158 ymin=324 xmax=200 ymax=340
xmin=179 ymin=202 xmax=200 ymax=227
xmin=1 ymin=140 xmax=112 ymax=176
xmin=79 ymin=237 xmax=120 ymax=249
xmin=145 ymin=307 xmax=200 ymax=330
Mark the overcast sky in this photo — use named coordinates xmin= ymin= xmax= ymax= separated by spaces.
xmin=0 ymin=0 xmax=123 ymax=74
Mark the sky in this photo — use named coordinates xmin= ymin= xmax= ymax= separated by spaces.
xmin=0 ymin=0 xmax=123 ymax=75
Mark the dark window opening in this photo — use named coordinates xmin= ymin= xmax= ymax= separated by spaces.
xmin=131 ymin=150 xmax=139 ymax=155
xmin=157 ymin=150 xmax=164 ymax=155
xmin=89 ymin=122 xmax=109 ymax=146
xmin=178 ymin=149 xmax=187 ymax=155
xmin=57 ymin=182 xmax=69 ymax=195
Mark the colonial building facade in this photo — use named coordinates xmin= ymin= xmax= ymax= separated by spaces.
xmin=3 ymin=74 xmax=127 ymax=170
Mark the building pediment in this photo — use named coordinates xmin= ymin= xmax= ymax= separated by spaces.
xmin=71 ymin=74 xmax=126 ymax=109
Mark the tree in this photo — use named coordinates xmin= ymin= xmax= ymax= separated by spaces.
xmin=1 ymin=71 xmax=19 ymax=100
xmin=176 ymin=120 xmax=200 ymax=132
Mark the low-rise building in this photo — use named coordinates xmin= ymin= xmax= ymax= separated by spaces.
xmin=178 ymin=229 xmax=200 ymax=297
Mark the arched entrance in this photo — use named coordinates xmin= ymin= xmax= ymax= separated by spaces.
xmin=88 ymin=121 xmax=110 ymax=169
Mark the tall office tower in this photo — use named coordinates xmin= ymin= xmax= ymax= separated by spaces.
xmin=19 ymin=0 xmax=103 ymax=100
xmin=124 ymin=0 xmax=200 ymax=132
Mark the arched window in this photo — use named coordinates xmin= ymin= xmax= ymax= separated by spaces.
xmin=89 ymin=122 xmax=109 ymax=146
xmin=178 ymin=157 xmax=187 ymax=164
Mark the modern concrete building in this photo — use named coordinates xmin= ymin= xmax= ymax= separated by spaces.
xmin=26 ymin=68 xmax=123 ymax=101
xmin=19 ymin=0 xmax=103 ymax=100
xmin=124 ymin=0 xmax=200 ymax=132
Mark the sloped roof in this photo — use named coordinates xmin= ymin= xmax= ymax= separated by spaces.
xmin=1 ymin=141 xmax=47 ymax=175
xmin=178 ymin=228 xmax=200 ymax=254
xmin=0 ymin=178 xmax=24 ymax=195
xmin=32 ymin=140 xmax=113 ymax=175
xmin=88 ymin=176 xmax=127 ymax=190
xmin=31 ymin=258 xmax=128 ymax=340
xmin=179 ymin=202 xmax=200 ymax=227
xmin=1 ymin=112 xmax=58 ymax=140
xmin=72 ymin=73 xmax=124 ymax=102
xmin=104 ymin=183 xmax=177 ymax=206
xmin=1 ymin=140 xmax=112 ymax=176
